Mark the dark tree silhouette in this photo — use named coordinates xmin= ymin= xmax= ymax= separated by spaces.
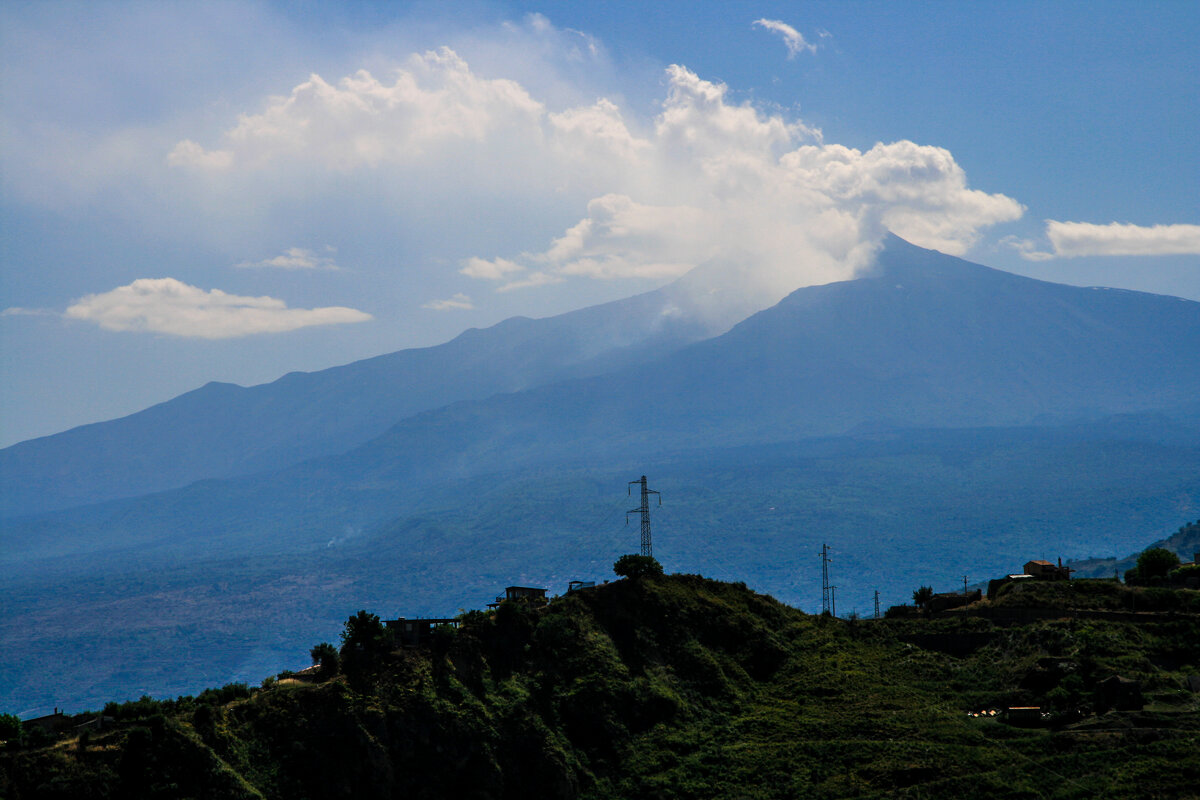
xmin=1136 ymin=547 xmax=1180 ymax=579
xmin=614 ymin=554 xmax=664 ymax=579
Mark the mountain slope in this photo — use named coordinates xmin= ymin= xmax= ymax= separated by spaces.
xmin=317 ymin=235 xmax=1200 ymax=488
xmin=5 ymin=237 xmax=1200 ymax=570
xmin=0 ymin=270 xmax=757 ymax=518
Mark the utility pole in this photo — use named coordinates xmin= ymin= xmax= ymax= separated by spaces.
xmin=819 ymin=543 xmax=832 ymax=615
xmin=874 ymin=590 xmax=880 ymax=619
xmin=963 ymin=575 xmax=969 ymax=594
xmin=831 ymin=585 xmax=838 ymax=618
xmin=627 ymin=475 xmax=661 ymax=558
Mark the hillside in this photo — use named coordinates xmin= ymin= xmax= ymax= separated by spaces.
xmin=1071 ymin=520 xmax=1200 ymax=579
xmin=4 ymin=237 xmax=1200 ymax=724
xmin=3 ymin=573 xmax=1198 ymax=799
xmin=5 ymin=236 xmax=1199 ymax=523
xmin=4 ymin=418 xmax=1199 ymax=719
xmin=0 ymin=268 xmax=749 ymax=518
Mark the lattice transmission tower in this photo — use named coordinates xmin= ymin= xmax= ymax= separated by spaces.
xmin=627 ymin=475 xmax=661 ymax=557
xmin=819 ymin=543 xmax=833 ymax=615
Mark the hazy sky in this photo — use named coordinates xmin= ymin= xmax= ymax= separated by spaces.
xmin=2 ymin=0 xmax=1198 ymax=447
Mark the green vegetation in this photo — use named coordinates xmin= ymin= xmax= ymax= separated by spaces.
xmin=3 ymin=569 xmax=1198 ymax=799
xmin=309 ymin=641 xmax=340 ymax=680
xmin=1138 ymin=547 xmax=1182 ymax=579
xmin=613 ymin=554 xmax=663 ymax=579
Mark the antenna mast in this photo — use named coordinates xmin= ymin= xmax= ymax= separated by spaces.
xmin=819 ymin=543 xmax=832 ymax=615
xmin=627 ymin=475 xmax=661 ymax=558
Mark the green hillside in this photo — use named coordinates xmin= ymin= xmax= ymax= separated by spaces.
xmin=4 ymin=572 xmax=1199 ymax=799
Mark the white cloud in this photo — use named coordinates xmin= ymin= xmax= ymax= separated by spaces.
xmin=1 ymin=307 xmax=54 ymax=317
xmin=454 ymin=66 xmax=1022 ymax=308
xmin=998 ymin=235 xmax=1054 ymax=261
xmin=169 ymin=48 xmax=546 ymax=172
xmin=161 ymin=38 xmax=1022 ymax=318
xmin=167 ymin=140 xmax=233 ymax=171
xmin=422 ymin=293 xmax=475 ymax=311
xmin=496 ymin=271 xmax=563 ymax=292
xmin=1045 ymin=221 xmax=1200 ymax=258
xmin=64 ymin=278 xmax=371 ymax=339
xmin=752 ymin=19 xmax=818 ymax=58
xmin=237 ymin=246 xmax=340 ymax=270
xmin=1004 ymin=221 xmax=1200 ymax=260
xmin=460 ymin=256 xmax=526 ymax=281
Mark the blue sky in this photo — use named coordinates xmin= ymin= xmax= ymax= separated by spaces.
xmin=2 ymin=0 xmax=1197 ymax=446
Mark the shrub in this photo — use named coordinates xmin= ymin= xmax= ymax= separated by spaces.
xmin=0 ymin=712 xmax=22 ymax=744
xmin=310 ymin=642 xmax=340 ymax=679
xmin=1137 ymin=547 xmax=1181 ymax=579
xmin=613 ymin=554 xmax=664 ymax=579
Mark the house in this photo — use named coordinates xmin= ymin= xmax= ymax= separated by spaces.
xmin=384 ymin=617 xmax=459 ymax=647
xmin=567 ymin=580 xmax=595 ymax=593
xmin=1095 ymin=675 xmax=1144 ymax=712
xmin=1002 ymin=707 xmax=1044 ymax=726
xmin=1023 ymin=558 xmax=1072 ymax=581
xmin=22 ymin=709 xmax=73 ymax=735
xmin=488 ymin=585 xmax=548 ymax=607
xmin=505 ymin=586 xmax=547 ymax=601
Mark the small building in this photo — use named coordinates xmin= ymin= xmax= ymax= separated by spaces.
xmin=1023 ymin=559 xmax=1071 ymax=581
xmin=487 ymin=585 xmax=548 ymax=608
xmin=384 ymin=617 xmax=459 ymax=648
xmin=1002 ymin=706 xmax=1044 ymax=726
xmin=22 ymin=709 xmax=69 ymax=735
xmin=567 ymin=580 xmax=595 ymax=593
xmin=1095 ymin=675 xmax=1144 ymax=712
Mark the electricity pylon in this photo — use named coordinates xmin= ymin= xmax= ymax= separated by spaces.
xmin=819 ymin=543 xmax=832 ymax=615
xmin=627 ymin=475 xmax=661 ymax=558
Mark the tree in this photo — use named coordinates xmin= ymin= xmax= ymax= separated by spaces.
xmin=339 ymin=610 xmax=391 ymax=686
xmin=0 ymin=712 xmax=22 ymax=744
xmin=912 ymin=585 xmax=934 ymax=610
xmin=310 ymin=642 xmax=340 ymax=680
xmin=340 ymin=610 xmax=389 ymax=655
xmin=614 ymin=554 xmax=664 ymax=579
xmin=1136 ymin=547 xmax=1180 ymax=580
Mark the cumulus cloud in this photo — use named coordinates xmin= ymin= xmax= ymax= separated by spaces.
xmin=237 ymin=246 xmax=340 ymax=270
xmin=1005 ymin=221 xmax=1200 ymax=260
xmin=166 ymin=40 xmax=1024 ymax=319
xmin=64 ymin=278 xmax=371 ymax=338
xmin=460 ymin=256 xmax=526 ymax=281
xmin=1045 ymin=221 xmax=1200 ymax=258
xmin=169 ymin=47 xmax=545 ymax=172
xmin=752 ymin=19 xmax=818 ymax=58
xmin=448 ymin=66 xmax=1022 ymax=305
xmin=422 ymin=293 xmax=475 ymax=311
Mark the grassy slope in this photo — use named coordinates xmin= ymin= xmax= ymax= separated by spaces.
xmin=3 ymin=575 xmax=1199 ymax=799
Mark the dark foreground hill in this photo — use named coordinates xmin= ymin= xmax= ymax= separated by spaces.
xmin=3 ymin=574 xmax=1199 ymax=799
